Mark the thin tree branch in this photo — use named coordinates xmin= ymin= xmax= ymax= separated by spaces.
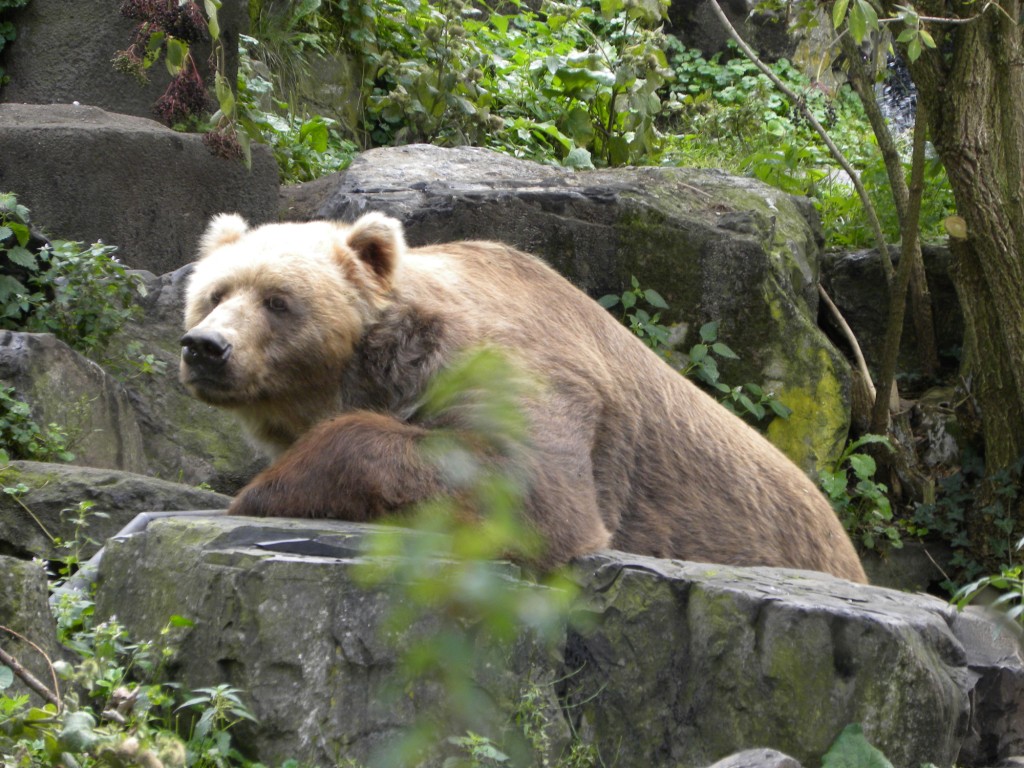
xmin=818 ymin=284 xmax=876 ymax=403
xmin=839 ymin=33 xmax=939 ymax=375
xmin=0 ymin=625 xmax=62 ymax=710
xmin=704 ymin=0 xmax=892 ymax=267
xmin=870 ymin=99 xmax=929 ymax=433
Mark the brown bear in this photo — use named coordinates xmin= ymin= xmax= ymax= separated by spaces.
xmin=180 ymin=212 xmax=867 ymax=582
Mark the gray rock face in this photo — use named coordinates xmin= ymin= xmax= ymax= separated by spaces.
xmin=0 ymin=461 xmax=230 ymax=561
xmin=706 ymin=748 xmax=803 ymax=768
xmin=0 ymin=103 xmax=279 ymax=275
xmin=0 ymin=331 xmax=146 ymax=473
xmin=666 ymin=0 xmax=795 ymax=62
xmin=284 ymin=144 xmax=849 ymax=471
xmin=0 ymin=0 xmax=245 ymax=121
xmin=952 ymin=609 xmax=1024 ymax=765
xmin=0 ymin=555 xmax=61 ymax=705
xmin=820 ymin=244 xmax=964 ymax=376
xmin=94 ymin=516 xmax=1023 ymax=768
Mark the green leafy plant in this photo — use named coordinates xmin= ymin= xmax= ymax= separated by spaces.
xmin=0 ymin=0 xmax=31 ymax=85
xmin=820 ymin=434 xmax=901 ymax=552
xmin=599 ymin=275 xmax=671 ymax=352
xmin=178 ymin=684 xmax=259 ymax=767
xmin=236 ymin=41 xmax=357 ymax=183
xmin=953 ymin=535 xmax=1024 ymax=626
xmin=821 ymin=723 xmax=894 ymax=768
xmin=599 ymin=280 xmax=791 ymax=425
xmin=115 ymin=0 xmax=247 ymax=161
xmin=0 ymin=386 xmax=74 ymax=464
xmin=1 ymin=594 xmax=259 ymax=768
xmin=354 ymin=348 xmax=584 ymax=767
xmin=21 ymin=240 xmax=145 ymax=359
xmin=681 ymin=321 xmax=793 ymax=424
xmin=914 ymin=452 xmax=1024 ymax=591
xmin=1 ymin=192 xmax=148 ymax=366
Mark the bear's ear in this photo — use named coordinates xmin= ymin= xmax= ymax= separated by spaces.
xmin=341 ymin=212 xmax=406 ymax=289
xmin=200 ymin=213 xmax=249 ymax=257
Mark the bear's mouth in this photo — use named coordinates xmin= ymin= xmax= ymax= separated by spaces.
xmin=179 ymin=361 xmax=243 ymax=405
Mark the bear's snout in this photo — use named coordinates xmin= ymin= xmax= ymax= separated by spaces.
xmin=181 ymin=329 xmax=233 ymax=373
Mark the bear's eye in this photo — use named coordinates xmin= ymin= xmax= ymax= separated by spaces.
xmin=210 ymin=290 xmax=224 ymax=306
xmin=265 ymin=295 xmax=289 ymax=313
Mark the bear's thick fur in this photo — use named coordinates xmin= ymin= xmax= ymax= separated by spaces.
xmin=180 ymin=212 xmax=867 ymax=582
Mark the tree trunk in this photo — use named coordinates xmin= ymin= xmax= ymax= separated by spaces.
xmin=905 ymin=12 xmax=1024 ymax=473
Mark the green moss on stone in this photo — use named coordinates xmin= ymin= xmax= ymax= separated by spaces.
xmin=767 ymin=347 xmax=849 ymax=473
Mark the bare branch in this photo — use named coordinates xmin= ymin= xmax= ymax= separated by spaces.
xmin=703 ymin=0 xmax=893 ymax=277
xmin=0 ymin=625 xmax=62 ymax=710
xmin=818 ymin=284 xmax=876 ymax=403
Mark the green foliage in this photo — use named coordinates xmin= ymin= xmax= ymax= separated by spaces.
xmin=243 ymin=0 xmax=955 ymax=244
xmin=1 ymin=574 xmax=258 ymax=768
xmin=115 ymin=0 xmax=249 ymax=162
xmin=20 ymin=240 xmax=143 ymax=357
xmin=1 ymin=193 xmax=145 ymax=361
xmin=952 ymin=535 xmax=1024 ymax=626
xmin=0 ymin=386 xmax=74 ymax=464
xmin=236 ymin=39 xmax=358 ymax=183
xmin=821 ymin=724 xmax=894 ymax=768
xmin=598 ymin=275 xmax=670 ymax=351
xmin=0 ymin=0 xmax=30 ymax=85
xmin=679 ymin=320 xmax=792 ymax=424
xmin=354 ymin=348 xmax=585 ymax=767
xmin=820 ymin=434 xmax=904 ymax=553
xmin=1 ymin=192 xmax=158 ymax=388
xmin=914 ymin=452 xmax=1024 ymax=591
xmin=599 ymin=280 xmax=791 ymax=425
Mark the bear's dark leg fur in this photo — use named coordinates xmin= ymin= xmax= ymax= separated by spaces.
xmin=230 ymin=411 xmax=444 ymax=520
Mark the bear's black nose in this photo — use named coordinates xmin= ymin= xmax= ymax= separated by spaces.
xmin=181 ymin=330 xmax=233 ymax=371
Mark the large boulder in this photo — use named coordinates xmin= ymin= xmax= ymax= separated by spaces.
xmin=665 ymin=0 xmax=795 ymax=63
xmin=0 ymin=461 xmax=229 ymax=562
xmin=0 ymin=103 xmax=279 ymax=275
xmin=94 ymin=515 xmax=1024 ymax=768
xmin=282 ymin=144 xmax=849 ymax=471
xmin=0 ymin=555 xmax=61 ymax=706
xmin=820 ymin=244 xmax=964 ymax=378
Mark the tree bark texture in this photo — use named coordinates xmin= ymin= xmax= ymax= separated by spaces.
xmin=903 ymin=8 xmax=1024 ymax=472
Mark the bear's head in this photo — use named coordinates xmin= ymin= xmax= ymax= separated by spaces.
xmin=180 ymin=212 xmax=407 ymax=452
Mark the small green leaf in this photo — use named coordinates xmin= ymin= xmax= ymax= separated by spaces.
xmin=711 ymin=342 xmax=739 ymax=359
xmin=906 ymin=35 xmax=922 ymax=62
xmin=0 ymin=664 xmax=13 ymax=690
xmin=204 ymin=0 xmax=222 ymax=39
xmin=563 ymin=147 xmax=595 ymax=170
xmin=7 ymin=245 xmax=37 ymax=269
xmin=699 ymin=321 xmax=719 ymax=343
xmin=489 ymin=13 xmax=509 ymax=33
xmin=165 ymin=38 xmax=188 ymax=77
xmin=598 ymin=294 xmax=620 ymax=309
xmin=848 ymin=453 xmax=877 ymax=479
xmin=848 ymin=0 xmax=866 ymax=41
xmin=643 ymin=288 xmax=669 ymax=309
xmin=822 ymin=724 xmax=894 ymax=768
xmin=832 ymin=0 xmax=850 ymax=28
xmin=215 ymin=72 xmax=235 ymax=118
